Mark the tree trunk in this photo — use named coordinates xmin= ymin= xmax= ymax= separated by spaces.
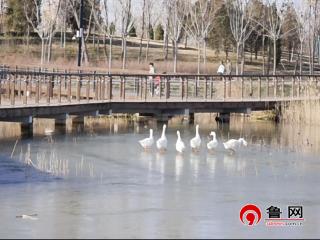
xmin=122 ymin=36 xmax=127 ymax=69
xmin=241 ymin=44 xmax=245 ymax=74
xmin=164 ymin=34 xmax=169 ymax=61
xmin=273 ymin=38 xmax=277 ymax=75
xmin=290 ymin=42 xmax=294 ymax=62
xmin=81 ymin=36 xmax=89 ymax=64
xmin=63 ymin=13 xmax=66 ymax=48
xmin=267 ymin=41 xmax=271 ymax=75
xmin=47 ymin=34 xmax=53 ymax=63
xmin=300 ymin=43 xmax=303 ymax=74
xmin=164 ymin=19 xmax=169 ymax=62
xmin=109 ymin=36 xmax=113 ymax=73
xmin=203 ymin=39 xmax=207 ymax=73
xmin=262 ymin=35 xmax=265 ymax=75
xmin=85 ymin=7 xmax=93 ymax=42
xmin=184 ymin=35 xmax=188 ymax=48
xmin=41 ymin=37 xmax=45 ymax=65
xmin=103 ymin=34 xmax=108 ymax=65
xmin=97 ymin=34 xmax=100 ymax=61
xmin=145 ymin=38 xmax=150 ymax=62
xmin=60 ymin=26 xmax=63 ymax=48
xmin=138 ymin=0 xmax=146 ymax=64
xmin=236 ymin=43 xmax=240 ymax=74
xmin=309 ymin=39 xmax=312 ymax=74
xmin=121 ymin=35 xmax=124 ymax=62
xmin=173 ymin=40 xmax=178 ymax=73
xmin=27 ymin=25 xmax=30 ymax=52
xmin=93 ymin=23 xmax=96 ymax=50
xmin=197 ymin=41 xmax=201 ymax=74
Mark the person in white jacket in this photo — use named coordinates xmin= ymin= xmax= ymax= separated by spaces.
xmin=217 ymin=61 xmax=225 ymax=75
xmin=149 ymin=63 xmax=156 ymax=96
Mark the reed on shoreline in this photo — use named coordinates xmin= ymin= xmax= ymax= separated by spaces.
xmin=281 ymin=100 xmax=320 ymax=125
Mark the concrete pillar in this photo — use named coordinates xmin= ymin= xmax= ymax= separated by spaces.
xmin=183 ymin=109 xmax=194 ymax=124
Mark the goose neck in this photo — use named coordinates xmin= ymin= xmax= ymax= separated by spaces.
xmin=161 ymin=126 xmax=166 ymax=138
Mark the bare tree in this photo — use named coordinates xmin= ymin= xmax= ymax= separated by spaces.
xmin=57 ymin=1 xmax=69 ymax=49
xmin=91 ymin=0 xmax=116 ymax=73
xmin=164 ymin=0 xmax=184 ymax=73
xmin=24 ymin=0 xmax=61 ymax=65
xmin=145 ymin=0 xmax=154 ymax=62
xmin=162 ymin=9 xmax=169 ymax=62
xmin=294 ymin=1 xmax=309 ymax=74
xmin=182 ymin=0 xmax=216 ymax=74
xmin=306 ymin=0 xmax=320 ymax=74
xmin=138 ymin=0 xmax=146 ymax=64
xmin=226 ymin=0 xmax=255 ymax=74
xmin=118 ymin=0 xmax=134 ymax=69
xmin=253 ymin=0 xmax=295 ymax=75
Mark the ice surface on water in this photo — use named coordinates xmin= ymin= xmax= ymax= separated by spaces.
xmin=0 ymin=121 xmax=320 ymax=238
xmin=0 ymin=155 xmax=57 ymax=184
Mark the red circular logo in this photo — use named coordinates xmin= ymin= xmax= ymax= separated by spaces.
xmin=240 ymin=204 xmax=262 ymax=226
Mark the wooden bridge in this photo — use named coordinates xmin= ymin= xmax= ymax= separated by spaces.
xmin=0 ymin=66 xmax=319 ymax=125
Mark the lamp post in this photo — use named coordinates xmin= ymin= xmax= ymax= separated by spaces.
xmin=77 ymin=0 xmax=84 ymax=67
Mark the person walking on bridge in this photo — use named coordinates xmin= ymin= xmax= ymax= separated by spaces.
xmin=149 ymin=63 xmax=156 ymax=96
xmin=217 ymin=61 xmax=225 ymax=75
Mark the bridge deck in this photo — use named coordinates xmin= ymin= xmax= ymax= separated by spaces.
xmin=0 ymin=68 xmax=319 ymax=120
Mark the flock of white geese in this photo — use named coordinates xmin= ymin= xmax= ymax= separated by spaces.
xmin=139 ymin=124 xmax=248 ymax=154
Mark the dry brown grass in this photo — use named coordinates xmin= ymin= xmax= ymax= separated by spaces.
xmin=0 ymin=122 xmax=21 ymax=139
xmin=0 ymin=38 xmax=263 ymax=74
xmin=282 ymin=99 xmax=320 ymax=126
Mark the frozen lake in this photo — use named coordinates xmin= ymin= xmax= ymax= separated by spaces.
xmin=0 ymin=117 xmax=319 ymax=238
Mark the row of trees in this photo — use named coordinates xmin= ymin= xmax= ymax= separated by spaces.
xmin=0 ymin=0 xmax=320 ymax=74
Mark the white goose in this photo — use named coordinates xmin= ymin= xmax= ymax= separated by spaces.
xmin=207 ymin=131 xmax=218 ymax=152
xmin=223 ymin=138 xmax=248 ymax=154
xmin=190 ymin=124 xmax=201 ymax=152
xmin=156 ymin=124 xmax=168 ymax=152
xmin=139 ymin=129 xmax=154 ymax=150
xmin=176 ymin=131 xmax=186 ymax=154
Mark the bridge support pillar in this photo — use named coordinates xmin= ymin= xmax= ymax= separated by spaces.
xmin=215 ymin=112 xmax=230 ymax=123
xmin=21 ymin=116 xmax=33 ymax=137
xmin=55 ymin=114 xmax=70 ymax=134
xmin=183 ymin=109 xmax=194 ymax=124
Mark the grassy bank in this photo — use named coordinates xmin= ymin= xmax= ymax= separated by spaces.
xmin=0 ymin=37 xmax=264 ymax=74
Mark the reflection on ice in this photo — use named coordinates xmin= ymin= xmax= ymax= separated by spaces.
xmin=155 ymin=152 xmax=165 ymax=183
xmin=206 ymin=154 xmax=217 ymax=175
xmin=190 ymin=152 xmax=200 ymax=180
xmin=175 ymin=154 xmax=184 ymax=181
xmin=223 ymin=154 xmax=237 ymax=175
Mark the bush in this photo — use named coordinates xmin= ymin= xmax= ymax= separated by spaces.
xmin=154 ymin=24 xmax=164 ymax=41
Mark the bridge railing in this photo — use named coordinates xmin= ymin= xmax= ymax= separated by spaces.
xmin=0 ymin=68 xmax=319 ymax=107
